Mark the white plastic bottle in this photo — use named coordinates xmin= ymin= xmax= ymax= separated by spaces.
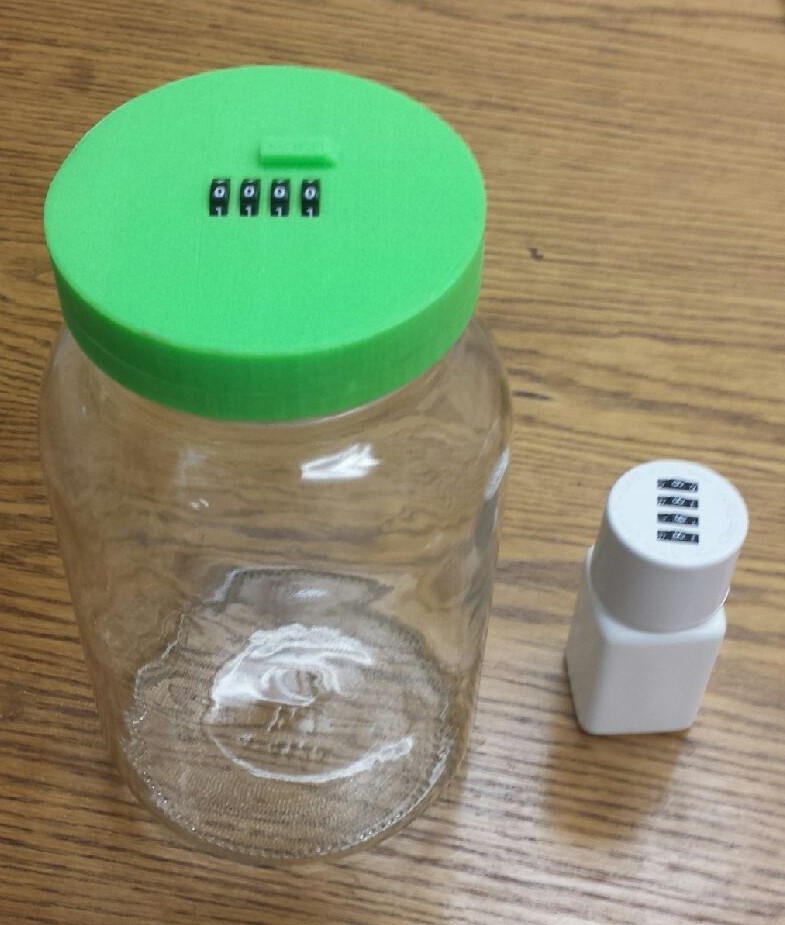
xmin=565 ymin=460 xmax=748 ymax=735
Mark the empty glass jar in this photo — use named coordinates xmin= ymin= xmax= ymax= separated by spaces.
xmin=40 ymin=66 xmax=511 ymax=862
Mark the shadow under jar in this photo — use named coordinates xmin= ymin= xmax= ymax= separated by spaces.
xmin=40 ymin=66 xmax=511 ymax=863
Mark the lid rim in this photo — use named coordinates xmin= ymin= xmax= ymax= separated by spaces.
xmin=53 ymin=242 xmax=483 ymax=422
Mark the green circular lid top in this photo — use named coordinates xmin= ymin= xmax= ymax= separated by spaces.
xmin=45 ymin=66 xmax=485 ymax=421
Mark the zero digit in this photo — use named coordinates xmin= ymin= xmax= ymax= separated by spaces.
xmin=239 ymin=178 xmax=260 ymax=217
xmin=209 ymin=179 xmax=230 ymax=216
xmin=269 ymin=179 xmax=290 ymax=217
xmin=301 ymin=179 xmax=320 ymax=217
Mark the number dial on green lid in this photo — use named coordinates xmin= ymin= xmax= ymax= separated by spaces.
xmin=45 ymin=66 xmax=486 ymax=421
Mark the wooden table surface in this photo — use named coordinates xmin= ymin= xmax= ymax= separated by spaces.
xmin=2 ymin=1 xmax=785 ymax=922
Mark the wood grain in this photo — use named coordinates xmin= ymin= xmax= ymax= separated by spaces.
xmin=2 ymin=0 xmax=785 ymax=921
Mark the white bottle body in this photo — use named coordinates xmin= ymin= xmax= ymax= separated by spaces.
xmin=566 ymin=549 xmax=725 ymax=735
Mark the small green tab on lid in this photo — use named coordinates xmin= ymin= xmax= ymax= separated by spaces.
xmin=44 ymin=67 xmax=485 ymax=421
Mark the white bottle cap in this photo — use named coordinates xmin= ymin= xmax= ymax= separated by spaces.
xmin=590 ymin=460 xmax=748 ymax=632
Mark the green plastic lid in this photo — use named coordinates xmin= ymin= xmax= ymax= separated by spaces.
xmin=44 ymin=66 xmax=485 ymax=421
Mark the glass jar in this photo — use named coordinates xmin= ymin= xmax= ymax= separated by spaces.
xmin=40 ymin=66 xmax=511 ymax=862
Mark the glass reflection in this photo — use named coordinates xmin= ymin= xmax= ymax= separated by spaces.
xmin=301 ymin=443 xmax=379 ymax=481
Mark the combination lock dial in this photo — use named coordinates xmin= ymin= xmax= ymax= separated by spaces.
xmin=209 ymin=177 xmax=321 ymax=217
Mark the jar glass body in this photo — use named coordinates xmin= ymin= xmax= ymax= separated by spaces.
xmin=39 ymin=317 xmax=511 ymax=863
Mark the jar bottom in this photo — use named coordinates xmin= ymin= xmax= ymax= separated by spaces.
xmin=121 ymin=568 xmax=471 ymax=862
